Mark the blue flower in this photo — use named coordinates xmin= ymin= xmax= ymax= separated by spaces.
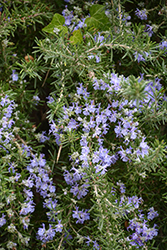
xmin=30 ymin=157 xmax=38 ymax=167
xmin=95 ymin=55 xmax=100 ymax=63
xmin=37 ymin=223 xmax=46 ymax=237
xmin=67 ymin=118 xmax=79 ymax=130
xmin=160 ymin=40 xmax=167 ymax=52
xmin=46 ymin=95 xmax=54 ymax=104
xmin=93 ymin=240 xmax=100 ymax=250
xmin=114 ymin=122 xmax=123 ymax=137
xmin=72 ymin=206 xmax=90 ymax=224
xmin=139 ymin=137 xmax=149 ymax=157
xmin=39 ymin=154 xmax=46 ymax=167
xmin=85 ymin=236 xmax=91 ymax=246
xmin=145 ymin=24 xmax=154 ymax=37
xmin=70 ymin=182 xmax=89 ymax=199
xmin=22 ymin=177 xmax=34 ymax=188
xmin=11 ymin=70 xmax=18 ymax=81
xmin=117 ymin=181 xmax=126 ymax=193
xmin=23 ymin=189 xmax=34 ymax=200
xmin=20 ymin=200 xmax=35 ymax=215
xmin=94 ymin=32 xmax=104 ymax=45
xmin=64 ymin=170 xmax=74 ymax=185
xmin=147 ymin=207 xmax=159 ymax=220
xmin=55 ymin=219 xmax=63 ymax=232
xmin=0 ymin=214 xmax=6 ymax=227
xmin=74 ymin=102 xmax=82 ymax=115
xmin=134 ymin=52 xmax=147 ymax=63
xmin=33 ymin=95 xmax=40 ymax=103
xmin=37 ymin=224 xmax=55 ymax=243
xmin=135 ymin=8 xmax=147 ymax=20
xmin=21 ymin=216 xmax=30 ymax=230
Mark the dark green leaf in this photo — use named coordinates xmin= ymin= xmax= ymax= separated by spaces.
xmin=85 ymin=4 xmax=110 ymax=31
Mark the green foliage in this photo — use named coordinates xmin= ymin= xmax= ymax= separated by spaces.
xmin=42 ymin=13 xmax=68 ymax=36
xmin=120 ymin=75 xmax=149 ymax=107
xmin=70 ymin=29 xmax=83 ymax=44
xmin=85 ymin=4 xmax=110 ymax=31
xmin=1 ymin=0 xmax=167 ymax=249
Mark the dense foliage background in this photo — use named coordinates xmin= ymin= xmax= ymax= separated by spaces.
xmin=0 ymin=0 xmax=167 ymax=249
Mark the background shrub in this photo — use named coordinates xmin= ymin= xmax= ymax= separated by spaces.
xmin=0 ymin=0 xmax=167 ymax=249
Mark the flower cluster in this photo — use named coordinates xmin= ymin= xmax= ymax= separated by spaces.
xmin=47 ymin=68 xmax=164 ymax=247
xmin=36 ymin=221 xmax=63 ymax=243
xmin=135 ymin=8 xmax=147 ymax=20
xmin=1 ymin=0 xmax=167 ymax=249
xmin=127 ymin=217 xmax=158 ymax=247
xmin=0 ymin=94 xmax=62 ymax=248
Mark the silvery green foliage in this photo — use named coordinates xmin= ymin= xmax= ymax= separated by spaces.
xmin=0 ymin=0 xmax=167 ymax=249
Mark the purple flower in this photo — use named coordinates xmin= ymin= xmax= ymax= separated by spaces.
xmin=139 ymin=137 xmax=149 ymax=157
xmin=114 ymin=122 xmax=122 ymax=137
xmin=83 ymin=103 xmax=90 ymax=116
xmin=41 ymin=182 xmax=48 ymax=191
xmin=21 ymin=216 xmax=30 ymax=230
xmin=8 ymin=163 xmax=15 ymax=174
xmin=93 ymin=126 xmax=101 ymax=137
xmin=93 ymin=78 xmax=100 ymax=90
xmin=117 ymin=181 xmax=126 ymax=193
xmin=135 ymin=8 xmax=147 ymax=20
xmin=110 ymin=73 xmax=121 ymax=92
xmin=30 ymin=157 xmax=38 ymax=167
xmin=160 ymin=40 xmax=167 ymax=51
xmin=55 ymin=219 xmax=63 ymax=232
xmin=99 ymin=79 xmax=108 ymax=90
xmin=72 ymin=167 xmax=82 ymax=182
xmin=92 ymin=151 xmax=100 ymax=164
xmin=0 ymin=214 xmax=6 ymax=227
xmin=95 ymin=164 xmax=108 ymax=175
xmin=23 ymin=189 xmax=34 ymax=200
xmin=128 ymin=196 xmax=143 ymax=209
xmin=37 ymin=223 xmax=46 ymax=237
xmin=93 ymin=240 xmax=100 ymax=250
xmin=130 ymin=126 xmax=137 ymax=140
xmin=47 ymin=95 xmax=54 ymax=104
xmin=127 ymin=217 xmax=158 ymax=247
xmin=85 ymin=236 xmax=91 ymax=246
xmin=14 ymin=173 xmax=21 ymax=181
xmin=64 ymin=170 xmax=74 ymax=185
xmin=22 ymin=177 xmax=34 ymax=188
xmin=109 ymin=110 xmax=117 ymax=123
xmin=20 ymin=200 xmax=35 ymax=215
xmin=49 ymin=120 xmax=61 ymax=145
xmin=94 ymin=32 xmax=104 ymax=44
xmin=95 ymin=55 xmax=100 ymax=63
xmin=147 ymin=207 xmax=159 ymax=220
xmin=72 ymin=206 xmax=90 ymax=224
xmin=134 ymin=52 xmax=146 ymax=63
xmin=43 ymin=198 xmax=57 ymax=210
xmin=39 ymin=154 xmax=46 ymax=167
xmin=39 ymin=131 xmax=49 ymax=142
xmin=74 ymin=102 xmax=82 ymax=115
xmin=0 ymin=95 xmax=10 ymax=106
xmin=67 ymin=118 xmax=79 ymax=130
xmin=46 ymin=224 xmax=56 ymax=240
xmin=4 ymin=104 xmax=14 ymax=118
xmin=70 ymin=183 xmax=89 ymax=199
xmin=145 ymin=24 xmax=154 ymax=37
xmin=33 ymin=95 xmax=40 ymax=102
xmin=37 ymin=223 xmax=55 ymax=243
xmin=11 ymin=70 xmax=18 ymax=81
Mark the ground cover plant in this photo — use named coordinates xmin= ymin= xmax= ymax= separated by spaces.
xmin=0 ymin=0 xmax=167 ymax=249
